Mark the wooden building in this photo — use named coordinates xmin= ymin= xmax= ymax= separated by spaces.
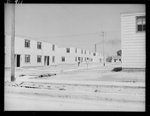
xmin=121 ymin=12 xmax=145 ymax=69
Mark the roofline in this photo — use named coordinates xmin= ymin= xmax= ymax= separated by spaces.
xmin=5 ymin=33 xmax=57 ymax=45
xmin=5 ymin=33 xmax=100 ymax=54
xmin=120 ymin=12 xmax=145 ymax=16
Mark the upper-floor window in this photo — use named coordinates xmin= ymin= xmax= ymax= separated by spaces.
xmin=75 ymin=48 xmax=77 ymax=53
xmin=25 ymin=54 xmax=30 ymax=63
xmin=52 ymin=44 xmax=55 ymax=51
xmin=85 ymin=50 xmax=86 ymax=54
xmin=93 ymin=53 xmax=96 ymax=56
xmin=66 ymin=48 xmax=70 ymax=53
xmin=81 ymin=50 xmax=83 ymax=54
xmin=37 ymin=55 xmax=42 ymax=63
xmin=136 ymin=16 xmax=145 ymax=32
xmin=25 ymin=39 xmax=30 ymax=48
xmin=37 ymin=42 xmax=42 ymax=49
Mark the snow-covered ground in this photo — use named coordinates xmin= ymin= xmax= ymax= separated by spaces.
xmin=5 ymin=62 xmax=144 ymax=83
xmin=4 ymin=63 xmax=145 ymax=111
xmin=5 ymin=92 xmax=144 ymax=111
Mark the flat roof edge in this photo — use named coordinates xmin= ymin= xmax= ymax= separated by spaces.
xmin=120 ymin=12 xmax=145 ymax=16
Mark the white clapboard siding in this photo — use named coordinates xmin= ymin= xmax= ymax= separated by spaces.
xmin=121 ymin=12 xmax=145 ymax=68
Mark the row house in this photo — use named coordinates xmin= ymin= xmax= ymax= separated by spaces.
xmin=5 ymin=35 xmax=102 ymax=68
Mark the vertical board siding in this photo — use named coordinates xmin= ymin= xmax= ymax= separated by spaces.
xmin=121 ymin=13 xmax=145 ymax=68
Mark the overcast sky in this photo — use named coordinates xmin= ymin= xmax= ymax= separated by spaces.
xmin=5 ymin=4 xmax=145 ymax=56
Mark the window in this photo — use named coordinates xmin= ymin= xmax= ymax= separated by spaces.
xmin=37 ymin=42 xmax=42 ymax=49
xmin=25 ymin=39 xmax=30 ymax=48
xmin=93 ymin=53 xmax=96 ymax=56
xmin=75 ymin=48 xmax=77 ymax=53
xmin=37 ymin=55 xmax=42 ymax=63
xmin=81 ymin=50 xmax=83 ymax=54
xmin=52 ymin=44 xmax=55 ymax=51
xmin=75 ymin=57 xmax=77 ymax=62
xmin=66 ymin=48 xmax=70 ymax=53
xmin=25 ymin=55 xmax=30 ymax=63
xmin=52 ymin=56 xmax=55 ymax=63
xmin=62 ymin=56 xmax=65 ymax=62
xmin=85 ymin=50 xmax=86 ymax=54
xmin=78 ymin=57 xmax=80 ymax=61
xmin=81 ymin=57 xmax=83 ymax=62
xmin=136 ymin=16 xmax=145 ymax=32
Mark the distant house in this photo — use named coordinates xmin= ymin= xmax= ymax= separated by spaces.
xmin=121 ymin=12 xmax=145 ymax=69
xmin=112 ymin=56 xmax=121 ymax=63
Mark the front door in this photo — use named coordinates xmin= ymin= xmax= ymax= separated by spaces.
xmin=47 ymin=56 xmax=49 ymax=66
xmin=16 ymin=54 xmax=20 ymax=67
xmin=44 ymin=56 xmax=47 ymax=65
xmin=44 ymin=56 xmax=49 ymax=66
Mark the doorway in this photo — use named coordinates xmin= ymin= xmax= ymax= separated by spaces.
xmin=15 ymin=54 xmax=20 ymax=67
xmin=44 ymin=56 xmax=49 ymax=66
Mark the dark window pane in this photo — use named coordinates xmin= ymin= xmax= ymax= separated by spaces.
xmin=37 ymin=42 xmax=42 ymax=49
xmin=138 ymin=25 xmax=143 ymax=31
xmin=66 ymin=48 xmax=70 ymax=53
xmin=75 ymin=48 xmax=77 ymax=53
xmin=136 ymin=16 xmax=146 ymax=32
xmin=37 ymin=55 xmax=42 ymax=63
xmin=52 ymin=45 xmax=55 ymax=51
xmin=25 ymin=55 xmax=30 ymax=63
xmin=25 ymin=40 xmax=30 ymax=48
xmin=52 ymin=56 xmax=55 ymax=62
xmin=62 ymin=57 xmax=65 ymax=62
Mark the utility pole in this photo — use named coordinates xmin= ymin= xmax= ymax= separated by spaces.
xmin=94 ymin=31 xmax=105 ymax=66
xmin=102 ymin=32 xmax=105 ymax=66
xmin=7 ymin=0 xmax=22 ymax=82
xmin=94 ymin=44 xmax=97 ymax=52
xmin=10 ymin=3 xmax=15 ymax=82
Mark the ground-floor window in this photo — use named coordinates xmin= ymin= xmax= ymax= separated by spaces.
xmin=75 ymin=57 xmax=77 ymax=62
xmin=52 ymin=56 xmax=55 ymax=63
xmin=78 ymin=57 xmax=80 ymax=61
xmin=99 ymin=58 xmax=101 ymax=62
xmin=25 ymin=54 xmax=30 ymax=63
xmin=37 ymin=55 xmax=42 ymax=63
xmin=62 ymin=56 xmax=65 ymax=62
xmin=81 ymin=57 xmax=83 ymax=62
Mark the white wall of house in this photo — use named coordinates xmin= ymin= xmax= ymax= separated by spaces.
xmin=5 ymin=35 xmax=103 ymax=68
xmin=121 ymin=12 xmax=145 ymax=68
xmin=58 ymin=47 xmax=76 ymax=64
